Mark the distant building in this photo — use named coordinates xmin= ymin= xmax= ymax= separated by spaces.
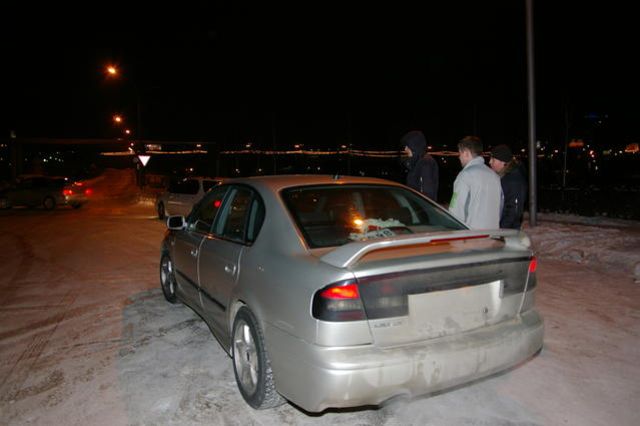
xmin=624 ymin=143 xmax=639 ymax=153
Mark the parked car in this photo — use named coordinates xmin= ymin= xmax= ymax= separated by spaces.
xmin=0 ymin=175 xmax=91 ymax=210
xmin=62 ymin=180 xmax=92 ymax=208
xmin=159 ymin=175 xmax=543 ymax=412
xmin=155 ymin=176 xmax=221 ymax=219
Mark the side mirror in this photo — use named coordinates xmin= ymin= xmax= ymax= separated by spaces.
xmin=166 ymin=215 xmax=186 ymax=230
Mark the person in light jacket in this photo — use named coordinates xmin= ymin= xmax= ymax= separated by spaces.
xmin=448 ymin=136 xmax=502 ymax=229
xmin=400 ymin=130 xmax=439 ymax=201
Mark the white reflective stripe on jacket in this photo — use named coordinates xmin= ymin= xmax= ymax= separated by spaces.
xmin=449 ymin=156 xmax=503 ymax=229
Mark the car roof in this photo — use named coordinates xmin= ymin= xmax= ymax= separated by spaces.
xmin=17 ymin=174 xmax=68 ymax=180
xmin=176 ymin=176 xmax=221 ymax=181
xmin=217 ymin=174 xmax=404 ymax=192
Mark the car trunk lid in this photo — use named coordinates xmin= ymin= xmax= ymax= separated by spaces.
xmin=319 ymin=230 xmax=535 ymax=347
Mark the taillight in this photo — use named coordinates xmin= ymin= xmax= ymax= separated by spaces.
xmin=84 ymin=188 xmax=93 ymax=196
xmin=528 ymin=256 xmax=538 ymax=273
xmin=320 ymin=283 xmax=360 ymax=299
xmin=63 ymin=189 xmax=73 ymax=196
xmin=312 ymin=280 xmax=366 ymax=321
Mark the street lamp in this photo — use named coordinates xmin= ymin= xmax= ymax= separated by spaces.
xmin=105 ymin=65 xmax=142 ymax=148
xmin=104 ymin=64 xmax=146 ymax=188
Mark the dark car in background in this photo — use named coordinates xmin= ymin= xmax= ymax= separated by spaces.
xmin=0 ymin=175 xmax=91 ymax=210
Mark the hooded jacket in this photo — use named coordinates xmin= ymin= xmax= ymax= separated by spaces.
xmin=401 ymin=131 xmax=439 ymax=200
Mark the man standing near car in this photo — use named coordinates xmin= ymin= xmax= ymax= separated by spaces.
xmin=489 ymin=144 xmax=528 ymax=229
xmin=400 ymin=130 xmax=439 ymax=201
xmin=449 ymin=136 xmax=502 ymax=229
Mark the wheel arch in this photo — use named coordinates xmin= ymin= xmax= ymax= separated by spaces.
xmin=228 ymin=299 xmax=248 ymax=342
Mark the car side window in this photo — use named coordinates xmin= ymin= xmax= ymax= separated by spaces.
xmin=183 ymin=179 xmax=199 ymax=195
xmin=32 ymin=178 xmax=48 ymax=188
xmin=169 ymin=178 xmax=200 ymax=195
xmin=168 ymin=179 xmax=181 ymax=193
xmin=246 ymin=197 xmax=265 ymax=243
xmin=187 ymin=186 xmax=229 ymax=234
xmin=214 ymin=187 xmax=254 ymax=243
xmin=20 ymin=178 xmax=34 ymax=189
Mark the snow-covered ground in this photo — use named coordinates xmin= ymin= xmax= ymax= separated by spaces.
xmin=525 ymin=213 xmax=640 ymax=282
xmin=0 ymin=169 xmax=639 ymax=425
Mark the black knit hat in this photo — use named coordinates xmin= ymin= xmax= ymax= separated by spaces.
xmin=490 ymin=145 xmax=513 ymax=163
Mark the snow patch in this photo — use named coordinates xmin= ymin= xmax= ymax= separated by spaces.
xmin=525 ymin=213 xmax=640 ymax=278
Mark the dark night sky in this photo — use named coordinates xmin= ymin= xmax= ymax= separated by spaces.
xmin=2 ymin=1 xmax=637 ymax=151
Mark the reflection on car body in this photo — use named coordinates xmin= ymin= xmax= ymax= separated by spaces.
xmin=159 ymin=175 xmax=543 ymax=412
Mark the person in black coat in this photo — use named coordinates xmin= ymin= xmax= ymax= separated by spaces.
xmin=400 ymin=130 xmax=439 ymax=201
xmin=489 ymin=144 xmax=528 ymax=229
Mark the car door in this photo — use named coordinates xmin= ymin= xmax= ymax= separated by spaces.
xmin=198 ymin=185 xmax=262 ymax=340
xmin=12 ymin=178 xmax=34 ymax=206
xmin=172 ymin=185 xmax=229 ymax=306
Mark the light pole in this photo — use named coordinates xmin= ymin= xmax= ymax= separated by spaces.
xmin=105 ymin=64 xmax=145 ymax=187
xmin=105 ymin=65 xmax=143 ymax=147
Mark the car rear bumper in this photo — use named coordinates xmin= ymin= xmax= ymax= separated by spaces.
xmin=266 ymin=309 xmax=543 ymax=412
xmin=65 ymin=195 xmax=88 ymax=206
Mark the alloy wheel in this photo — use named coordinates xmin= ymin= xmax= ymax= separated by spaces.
xmin=233 ymin=319 xmax=259 ymax=395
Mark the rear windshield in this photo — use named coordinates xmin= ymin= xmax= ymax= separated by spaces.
xmin=283 ymin=184 xmax=466 ymax=248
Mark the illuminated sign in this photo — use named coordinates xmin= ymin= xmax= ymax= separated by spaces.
xmin=138 ymin=155 xmax=150 ymax=166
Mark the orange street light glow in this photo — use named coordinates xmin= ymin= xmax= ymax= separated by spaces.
xmin=106 ymin=66 xmax=118 ymax=75
xmin=113 ymin=115 xmax=123 ymax=123
xmin=125 ymin=129 xmax=131 ymax=135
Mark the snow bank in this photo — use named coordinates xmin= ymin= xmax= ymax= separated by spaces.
xmin=525 ymin=213 xmax=640 ymax=281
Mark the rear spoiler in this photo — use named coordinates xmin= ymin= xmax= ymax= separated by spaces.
xmin=320 ymin=229 xmax=530 ymax=269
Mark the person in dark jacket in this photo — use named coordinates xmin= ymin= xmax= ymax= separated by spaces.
xmin=489 ymin=144 xmax=528 ymax=229
xmin=400 ymin=130 xmax=439 ymax=201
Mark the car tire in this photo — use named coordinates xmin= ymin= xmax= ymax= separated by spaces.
xmin=43 ymin=196 xmax=56 ymax=210
xmin=157 ymin=202 xmax=165 ymax=220
xmin=71 ymin=203 xmax=82 ymax=209
xmin=159 ymin=254 xmax=178 ymax=304
xmin=232 ymin=307 xmax=285 ymax=409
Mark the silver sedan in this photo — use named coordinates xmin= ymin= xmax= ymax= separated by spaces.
xmin=159 ymin=175 xmax=543 ymax=412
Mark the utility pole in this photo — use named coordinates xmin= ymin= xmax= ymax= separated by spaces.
xmin=9 ymin=131 xmax=20 ymax=181
xmin=562 ymin=101 xmax=570 ymax=189
xmin=347 ymin=111 xmax=352 ymax=176
xmin=526 ymin=0 xmax=538 ymax=227
xmin=272 ymin=111 xmax=277 ymax=174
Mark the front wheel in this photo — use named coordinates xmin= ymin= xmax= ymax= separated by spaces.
xmin=159 ymin=254 xmax=178 ymax=303
xmin=232 ymin=307 xmax=285 ymax=409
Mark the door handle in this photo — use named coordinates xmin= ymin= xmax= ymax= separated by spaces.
xmin=224 ymin=265 xmax=236 ymax=275
xmin=190 ymin=249 xmax=198 ymax=257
